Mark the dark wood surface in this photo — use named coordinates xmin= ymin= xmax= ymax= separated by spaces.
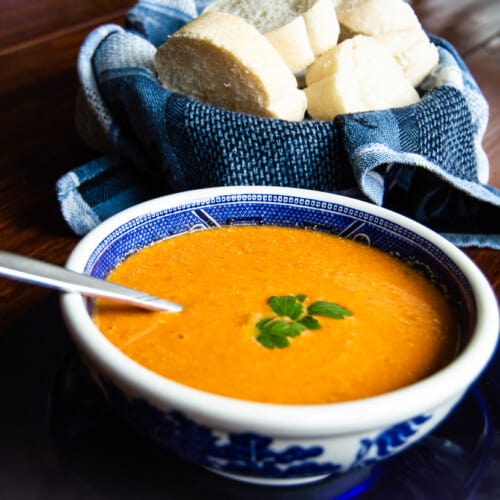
xmin=0 ymin=0 xmax=499 ymax=333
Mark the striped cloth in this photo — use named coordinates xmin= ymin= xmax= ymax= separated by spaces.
xmin=56 ymin=0 xmax=500 ymax=248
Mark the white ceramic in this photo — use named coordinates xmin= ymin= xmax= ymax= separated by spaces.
xmin=60 ymin=186 xmax=499 ymax=487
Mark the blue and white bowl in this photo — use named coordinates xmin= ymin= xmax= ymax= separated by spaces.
xmin=61 ymin=186 xmax=499 ymax=486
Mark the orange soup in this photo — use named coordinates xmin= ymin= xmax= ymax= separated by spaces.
xmin=93 ymin=225 xmax=459 ymax=404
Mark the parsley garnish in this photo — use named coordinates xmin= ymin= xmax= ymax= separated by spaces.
xmin=255 ymin=294 xmax=352 ymax=349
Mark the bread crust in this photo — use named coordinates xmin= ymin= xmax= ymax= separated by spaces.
xmin=336 ymin=0 xmax=420 ymax=38
xmin=204 ymin=0 xmax=339 ymax=73
xmin=305 ymin=35 xmax=420 ymax=120
xmin=154 ymin=12 xmax=306 ymax=120
xmin=335 ymin=0 xmax=439 ymax=86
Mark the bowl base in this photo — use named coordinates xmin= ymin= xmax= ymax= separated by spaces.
xmin=206 ymin=464 xmax=374 ymax=488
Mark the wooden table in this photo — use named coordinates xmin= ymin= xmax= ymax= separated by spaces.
xmin=0 ymin=0 xmax=499 ymax=334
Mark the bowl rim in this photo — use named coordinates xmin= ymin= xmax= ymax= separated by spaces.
xmin=60 ymin=186 xmax=499 ymax=437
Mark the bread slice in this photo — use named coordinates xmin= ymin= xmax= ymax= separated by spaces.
xmin=335 ymin=0 xmax=420 ymax=39
xmin=335 ymin=0 xmax=438 ymax=86
xmin=305 ymin=35 xmax=420 ymax=120
xmin=375 ymin=28 xmax=439 ymax=86
xmin=154 ymin=11 xmax=307 ymax=121
xmin=203 ymin=0 xmax=340 ymax=74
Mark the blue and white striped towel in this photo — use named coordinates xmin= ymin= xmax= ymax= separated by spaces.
xmin=56 ymin=0 xmax=500 ymax=248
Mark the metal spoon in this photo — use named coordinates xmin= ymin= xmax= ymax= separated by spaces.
xmin=0 ymin=250 xmax=182 ymax=313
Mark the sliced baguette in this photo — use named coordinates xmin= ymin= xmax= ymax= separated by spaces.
xmin=305 ymin=35 xmax=420 ymax=120
xmin=154 ymin=11 xmax=306 ymax=121
xmin=375 ymin=27 xmax=439 ymax=86
xmin=335 ymin=0 xmax=438 ymax=86
xmin=336 ymin=0 xmax=420 ymax=38
xmin=203 ymin=0 xmax=340 ymax=74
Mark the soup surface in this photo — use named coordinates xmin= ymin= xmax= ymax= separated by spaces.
xmin=93 ymin=225 xmax=459 ymax=404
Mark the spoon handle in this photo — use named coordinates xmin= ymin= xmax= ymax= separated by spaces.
xmin=0 ymin=251 xmax=182 ymax=313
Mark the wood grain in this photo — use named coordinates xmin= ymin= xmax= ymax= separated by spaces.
xmin=0 ymin=0 xmax=135 ymax=48
xmin=0 ymin=0 xmax=498 ymax=333
xmin=413 ymin=0 xmax=500 ymax=54
xmin=0 ymin=4 xmax=134 ymax=96
xmin=464 ymin=248 xmax=500 ymax=295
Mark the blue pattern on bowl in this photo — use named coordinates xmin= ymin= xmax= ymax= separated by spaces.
xmin=102 ymin=377 xmax=432 ymax=481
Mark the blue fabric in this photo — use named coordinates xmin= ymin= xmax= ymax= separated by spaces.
xmin=57 ymin=0 xmax=500 ymax=248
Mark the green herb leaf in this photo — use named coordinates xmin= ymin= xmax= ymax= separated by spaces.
xmin=255 ymin=318 xmax=274 ymax=330
xmin=255 ymin=319 xmax=306 ymax=348
xmin=282 ymin=321 xmax=307 ymax=337
xmin=256 ymin=331 xmax=288 ymax=349
xmin=261 ymin=319 xmax=306 ymax=337
xmin=307 ymin=301 xmax=352 ymax=319
xmin=298 ymin=315 xmax=321 ymax=330
xmin=255 ymin=295 xmax=352 ymax=349
xmin=267 ymin=295 xmax=305 ymax=320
